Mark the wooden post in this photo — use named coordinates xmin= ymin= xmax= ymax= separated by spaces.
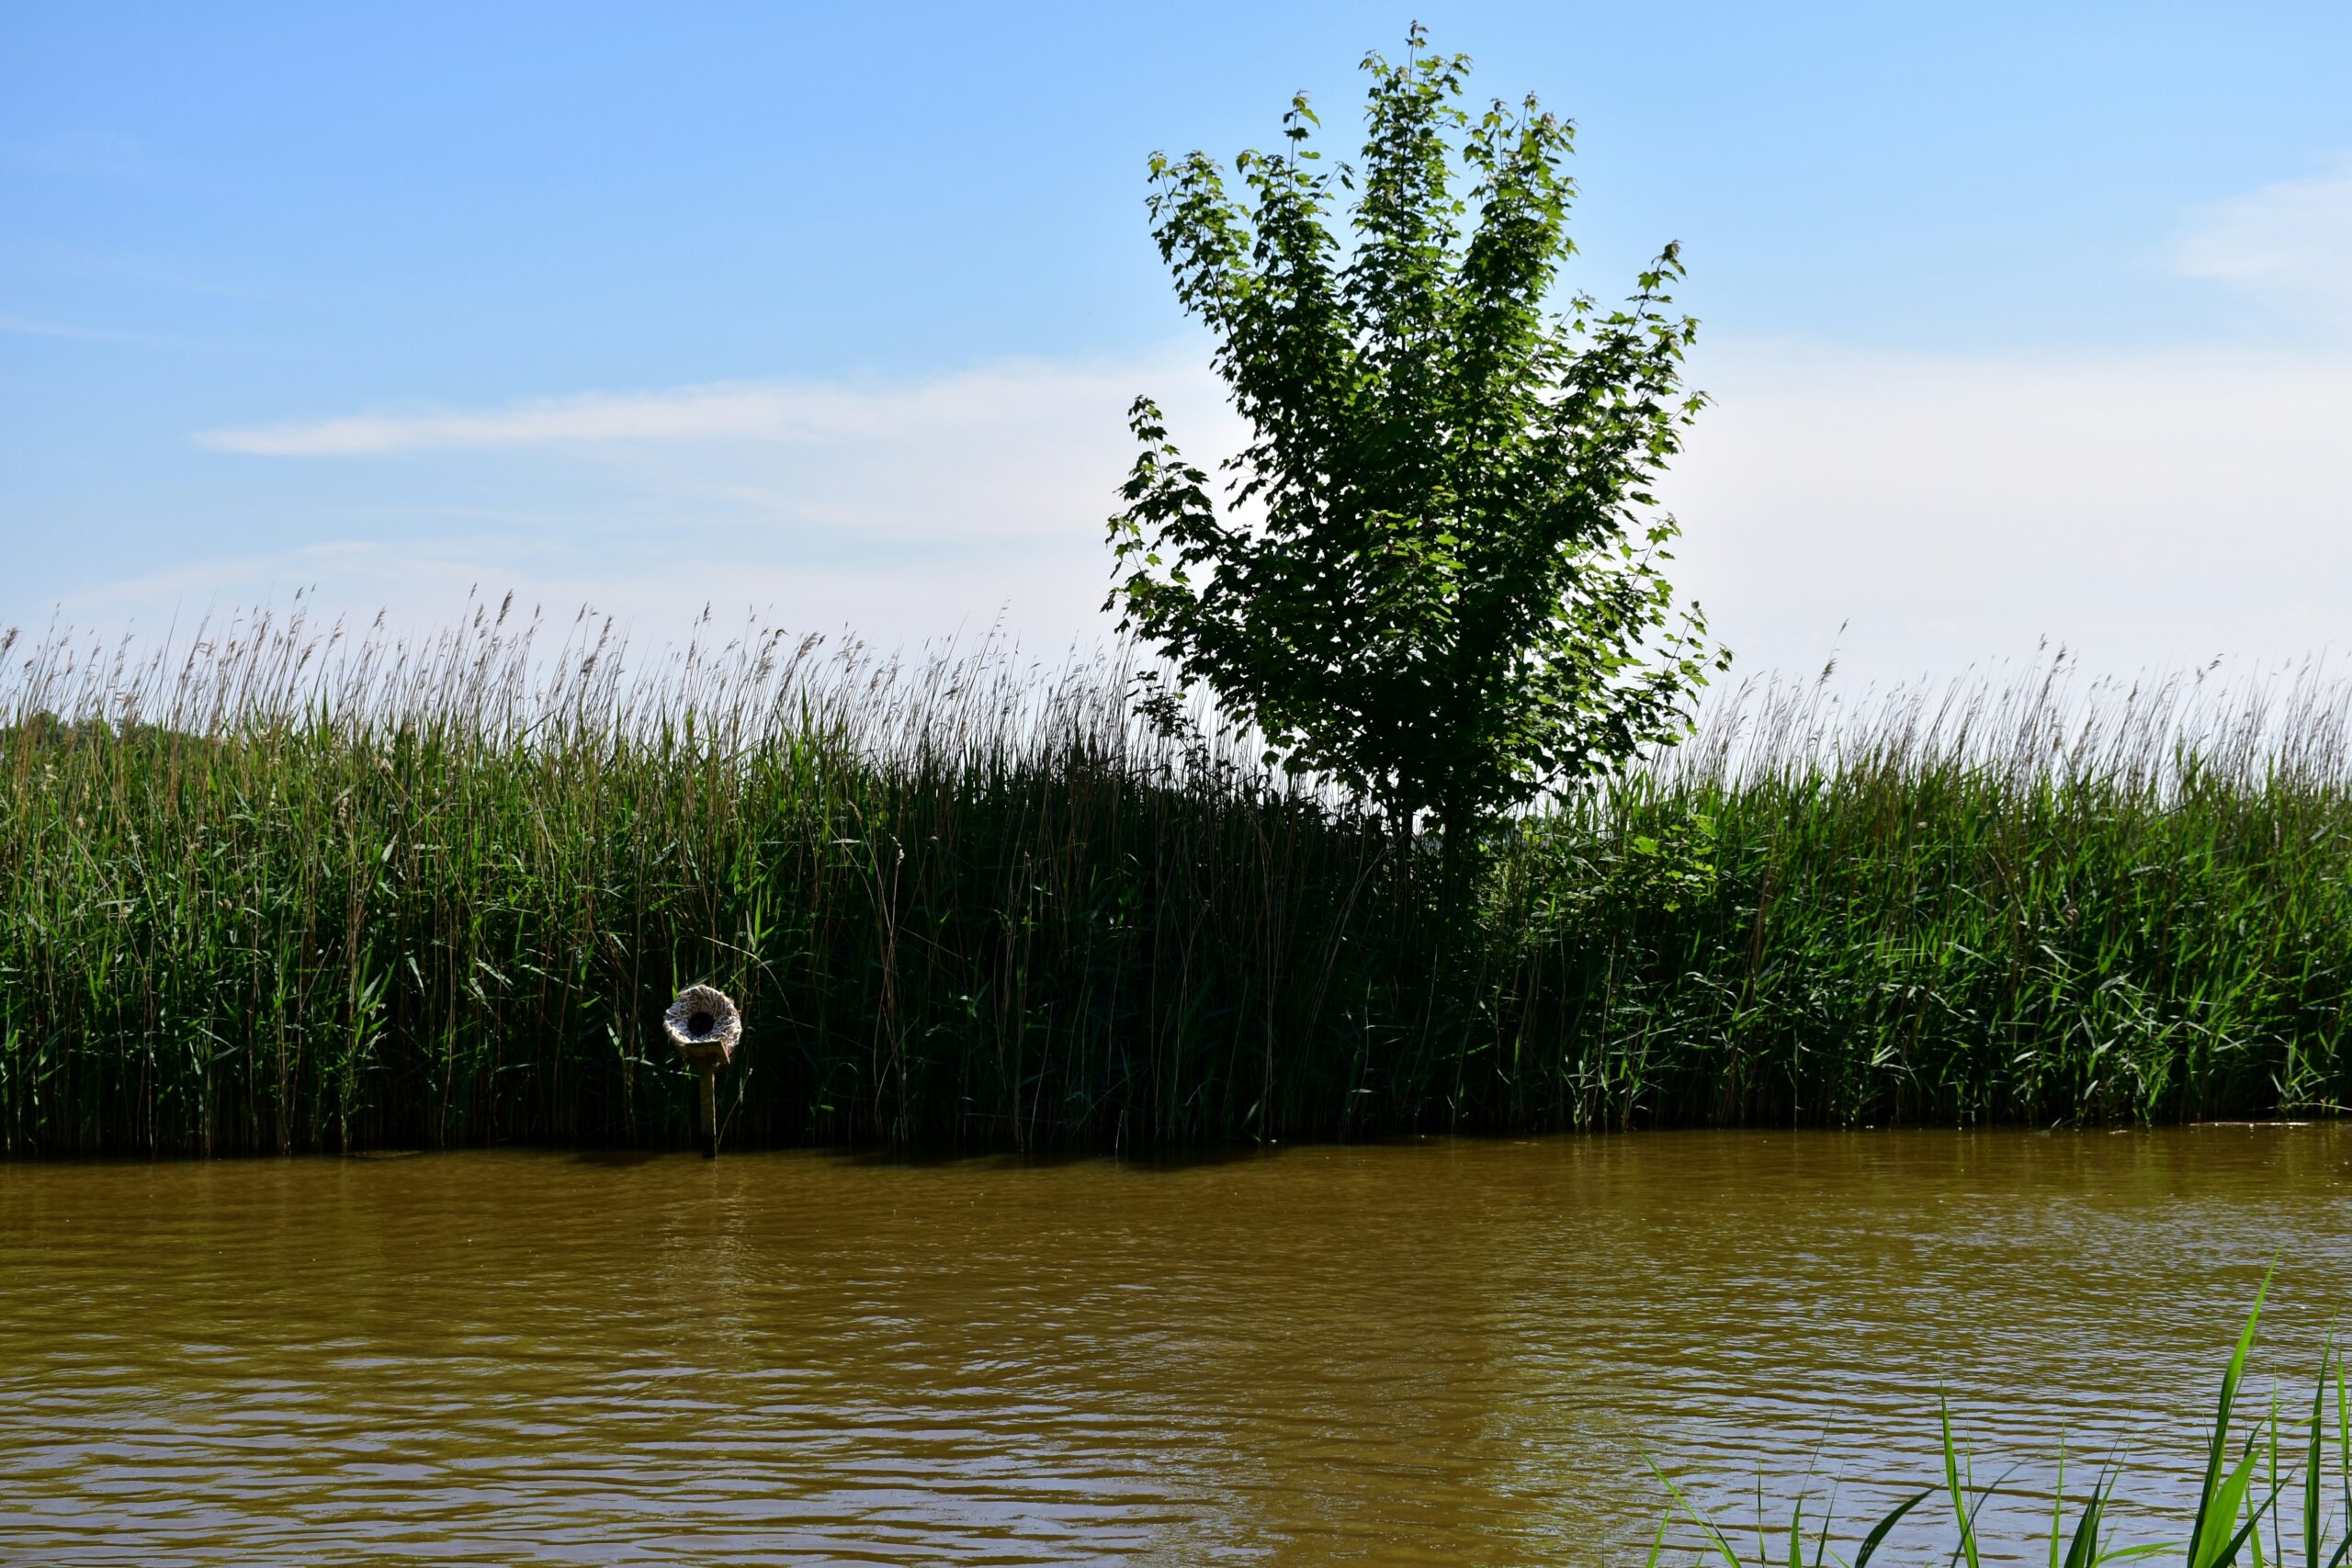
xmin=696 ymin=1061 xmax=718 ymax=1160
xmin=665 ymin=984 xmax=741 ymax=1161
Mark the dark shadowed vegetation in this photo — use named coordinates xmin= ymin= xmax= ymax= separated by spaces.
xmin=4 ymin=607 xmax=2351 ymax=1156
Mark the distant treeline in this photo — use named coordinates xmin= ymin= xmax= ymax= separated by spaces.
xmin=4 ymin=609 xmax=2349 ymax=1156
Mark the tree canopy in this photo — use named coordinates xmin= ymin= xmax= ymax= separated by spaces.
xmin=1107 ymin=25 xmax=1725 ymax=851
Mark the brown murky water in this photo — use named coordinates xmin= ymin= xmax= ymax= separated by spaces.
xmin=2 ymin=1127 xmax=2346 ymax=1565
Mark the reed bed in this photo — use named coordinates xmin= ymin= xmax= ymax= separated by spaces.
xmin=5 ymin=603 xmax=2350 ymax=1154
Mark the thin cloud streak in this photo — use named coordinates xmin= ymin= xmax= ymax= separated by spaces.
xmin=203 ymin=386 xmax=828 ymax=455
xmin=63 ymin=335 xmax=2350 ymax=687
xmin=2175 ymin=155 xmax=2352 ymax=327
xmin=1 ymin=132 xmax=149 ymax=179
xmin=0 ymin=313 xmax=200 ymax=348
xmin=197 ymin=360 xmax=1195 ymax=456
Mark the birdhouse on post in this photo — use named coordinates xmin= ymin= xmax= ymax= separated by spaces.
xmin=664 ymin=985 xmax=741 ymax=1159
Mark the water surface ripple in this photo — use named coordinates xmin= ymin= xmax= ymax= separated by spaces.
xmin=3 ymin=1128 xmax=2346 ymax=1564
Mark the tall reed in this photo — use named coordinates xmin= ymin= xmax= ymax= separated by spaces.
xmin=5 ymin=604 xmax=2350 ymax=1154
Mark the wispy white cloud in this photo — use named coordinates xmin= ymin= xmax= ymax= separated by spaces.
xmin=58 ymin=537 xmax=1097 ymax=653
xmin=0 ymin=312 xmax=198 ymax=347
xmin=63 ymin=355 xmax=1241 ymax=653
xmin=2174 ymin=157 xmax=2352 ymax=326
xmin=202 ymin=385 xmax=831 ymax=455
xmin=2 ymin=132 xmax=148 ymax=179
xmin=25 ymin=340 xmax=2346 ymax=686
xmin=197 ymin=359 xmax=1208 ymax=457
xmin=1664 ymin=342 xmax=2352 ymax=682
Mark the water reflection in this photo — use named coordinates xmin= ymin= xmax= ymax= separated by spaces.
xmin=3 ymin=1128 xmax=2346 ymax=1564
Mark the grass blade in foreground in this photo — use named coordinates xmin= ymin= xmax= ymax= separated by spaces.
xmin=1645 ymin=1275 xmax=2349 ymax=1568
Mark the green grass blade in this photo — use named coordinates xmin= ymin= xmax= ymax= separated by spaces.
xmin=2190 ymin=1274 xmax=2274 ymax=1568
xmin=2053 ymin=1439 xmax=2069 ymax=1568
xmin=1647 ymin=1455 xmax=1747 ymax=1568
xmin=2064 ymin=1471 xmax=2118 ymax=1568
xmin=2203 ymin=1463 xmax=2291 ymax=1568
xmin=1942 ymin=1390 xmax=1993 ymax=1568
xmin=2309 ymin=1338 xmax=2331 ymax=1568
xmin=1852 ymin=1489 xmax=1934 ymax=1568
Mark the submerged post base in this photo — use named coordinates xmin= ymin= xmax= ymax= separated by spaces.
xmin=696 ymin=1063 xmax=718 ymax=1159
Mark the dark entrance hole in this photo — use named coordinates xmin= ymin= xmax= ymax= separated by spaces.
xmin=688 ymin=1010 xmax=715 ymax=1036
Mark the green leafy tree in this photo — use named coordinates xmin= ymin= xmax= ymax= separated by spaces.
xmin=1107 ymin=25 xmax=1725 ymax=863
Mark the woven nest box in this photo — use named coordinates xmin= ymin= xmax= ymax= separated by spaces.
xmin=664 ymin=985 xmax=741 ymax=1067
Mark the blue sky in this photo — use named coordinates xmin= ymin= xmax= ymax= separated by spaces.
xmin=5 ymin=1 xmax=2350 ymax=685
